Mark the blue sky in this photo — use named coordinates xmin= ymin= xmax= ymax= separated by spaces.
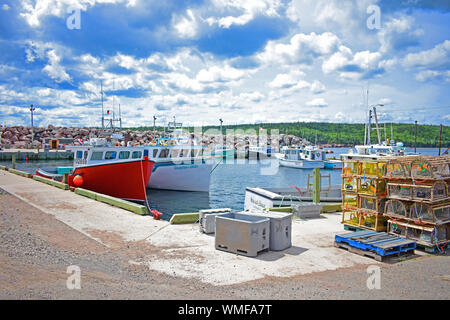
xmin=0 ymin=0 xmax=449 ymax=127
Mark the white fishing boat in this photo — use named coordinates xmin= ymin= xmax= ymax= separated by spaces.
xmin=248 ymin=144 xmax=273 ymax=159
xmin=274 ymin=145 xmax=325 ymax=169
xmin=341 ymin=104 xmax=417 ymax=161
xmin=142 ymin=137 xmax=213 ymax=192
xmin=204 ymin=144 xmax=235 ymax=158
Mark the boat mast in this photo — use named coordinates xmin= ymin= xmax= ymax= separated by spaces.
xmin=373 ymin=106 xmax=381 ymax=145
xmin=101 ymin=81 xmax=105 ymax=129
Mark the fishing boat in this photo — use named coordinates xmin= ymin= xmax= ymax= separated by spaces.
xmin=340 ymin=104 xmax=417 ymax=161
xmin=204 ymin=144 xmax=235 ymax=159
xmin=36 ymin=137 xmax=154 ymax=203
xmin=274 ymin=145 xmax=325 ymax=169
xmin=248 ymin=144 xmax=273 ymax=159
xmin=142 ymin=137 xmax=213 ymax=192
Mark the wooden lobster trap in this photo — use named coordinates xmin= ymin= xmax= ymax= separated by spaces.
xmin=410 ymin=202 xmax=450 ymax=224
xmin=359 ymin=194 xmax=387 ymax=214
xmin=384 ymin=159 xmax=409 ymax=179
xmin=410 ymin=156 xmax=450 ymax=180
xmin=359 ymin=211 xmax=388 ymax=232
xmin=357 ymin=177 xmax=386 ymax=196
xmin=388 ymin=220 xmax=449 ymax=247
xmin=342 ymin=210 xmax=360 ymax=227
xmin=387 ymin=182 xmax=413 ymax=200
xmin=360 ymin=161 xmax=386 ymax=178
xmin=412 ymin=181 xmax=447 ymax=203
xmin=342 ymin=176 xmax=358 ymax=193
xmin=342 ymin=210 xmax=388 ymax=232
xmin=342 ymin=193 xmax=358 ymax=211
xmin=384 ymin=199 xmax=411 ymax=220
xmin=342 ymin=160 xmax=360 ymax=178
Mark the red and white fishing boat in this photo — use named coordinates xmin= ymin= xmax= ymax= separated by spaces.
xmin=36 ymin=137 xmax=154 ymax=203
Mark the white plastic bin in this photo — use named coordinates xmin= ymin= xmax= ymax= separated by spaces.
xmin=215 ymin=212 xmax=270 ymax=257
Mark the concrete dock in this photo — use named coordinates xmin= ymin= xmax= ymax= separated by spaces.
xmin=0 ymin=169 xmax=386 ymax=286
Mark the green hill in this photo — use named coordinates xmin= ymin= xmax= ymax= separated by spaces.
xmin=132 ymin=122 xmax=449 ymax=148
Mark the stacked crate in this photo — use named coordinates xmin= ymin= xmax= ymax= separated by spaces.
xmin=341 ymin=159 xmax=389 ymax=232
xmin=384 ymin=155 xmax=450 ymax=252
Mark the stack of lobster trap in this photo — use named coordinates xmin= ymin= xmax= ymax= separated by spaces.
xmin=341 ymin=155 xmax=450 ymax=252
xmin=342 ymin=159 xmax=389 ymax=232
xmin=384 ymin=155 xmax=450 ymax=252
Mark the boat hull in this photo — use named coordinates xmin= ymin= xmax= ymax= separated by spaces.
xmin=277 ymin=158 xmax=324 ymax=169
xmin=68 ymin=159 xmax=154 ymax=202
xmin=148 ymin=160 xmax=212 ymax=192
xmin=324 ymin=160 xmax=342 ymax=169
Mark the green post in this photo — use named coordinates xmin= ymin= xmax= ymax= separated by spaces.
xmin=312 ymin=168 xmax=320 ymax=203
xmin=11 ymin=153 xmax=16 ymax=169
xmin=63 ymin=173 xmax=69 ymax=184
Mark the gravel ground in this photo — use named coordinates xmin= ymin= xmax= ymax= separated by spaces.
xmin=0 ymin=188 xmax=448 ymax=300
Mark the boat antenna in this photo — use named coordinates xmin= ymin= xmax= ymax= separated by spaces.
xmin=119 ymin=103 xmax=122 ymax=129
xmin=101 ymin=80 xmax=105 ymax=129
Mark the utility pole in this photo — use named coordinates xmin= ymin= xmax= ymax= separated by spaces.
xmin=414 ymin=120 xmax=418 ymax=153
xmin=30 ymin=104 xmax=35 ymax=143
xmin=439 ymin=124 xmax=443 ymax=156
xmin=153 ymin=116 xmax=157 ymax=133
xmin=219 ymin=118 xmax=223 ymax=144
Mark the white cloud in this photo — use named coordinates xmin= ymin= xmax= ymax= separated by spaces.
xmin=415 ymin=70 xmax=450 ymax=82
xmin=378 ymin=15 xmax=423 ymax=53
xmin=172 ymin=9 xmax=199 ymax=38
xmin=196 ymin=65 xmax=246 ymax=83
xmin=206 ymin=0 xmax=282 ymax=28
xmin=2 ymin=4 xmax=10 ymax=10
xmin=19 ymin=0 xmax=128 ymax=27
xmin=403 ymin=40 xmax=450 ymax=70
xmin=306 ymin=98 xmax=328 ymax=108
xmin=257 ymin=32 xmax=341 ymax=65
xmin=42 ymin=49 xmax=71 ymax=83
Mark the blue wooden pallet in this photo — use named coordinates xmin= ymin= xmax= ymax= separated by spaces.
xmin=335 ymin=231 xmax=416 ymax=257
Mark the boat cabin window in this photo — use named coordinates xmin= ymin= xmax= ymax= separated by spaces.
xmin=159 ymin=148 xmax=169 ymax=158
xmin=171 ymin=149 xmax=180 ymax=158
xmin=84 ymin=151 xmax=88 ymax=159
xmin=91 ymin=151 xmax=103 ymax=160
xmin=153 ymin=149 xmax=159 ymax=158
xmin=105 ymin=151 xmax=117 ymax=160
xmin=119 ymin=151 xmax=130 ymax=159
xmin=132 ymin=151 xmax=142 ymax=159
xmin=182 ymin=149 xmax=191 ymax=157
xmin=76 ymin=151 xmax=83 ymax=159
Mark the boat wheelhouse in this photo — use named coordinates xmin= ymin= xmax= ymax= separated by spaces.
xmin=142 ymin=137 xmax=213 ymax=192
xmin=37 ymin=138 xmax=154 ymax=203
xmin=274 ymin=145 xmax=325 ymax=169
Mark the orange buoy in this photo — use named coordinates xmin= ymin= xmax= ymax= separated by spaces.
xmin=73 ymin=175 xmax=84 ymax=187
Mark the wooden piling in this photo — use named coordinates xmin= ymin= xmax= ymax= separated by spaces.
xmin=11 ymin=153 xmax=16 ymax=169
xmin=312 ymin=168 xmax=320 ymax=203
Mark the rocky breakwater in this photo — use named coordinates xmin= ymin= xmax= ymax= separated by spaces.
xmin=0 ymin=125 xmax=309 ymax=150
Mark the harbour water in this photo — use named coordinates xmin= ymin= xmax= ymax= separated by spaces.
xmin=0 ymin=147 xmax=443 ymax=219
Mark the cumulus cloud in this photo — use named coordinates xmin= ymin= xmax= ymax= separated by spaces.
xmin=306 ymin=98 xmax=328 ymax=108
xmin=378 ymin=15 xmax=423 ymax=53
xmin=172 ymin=9 xmax=199 ymax=38
xmin=257 ymin=32 xmax=341 ymax=65
xmin=322 ymin=46 xmax=393 ymax=79
xmin=205 ymin=0 xmax=282 ymax=28
xmin=402 ymin=40 xmax=450 ymax=70
xmin=42 ymin=49 xmax=71 ymax=83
